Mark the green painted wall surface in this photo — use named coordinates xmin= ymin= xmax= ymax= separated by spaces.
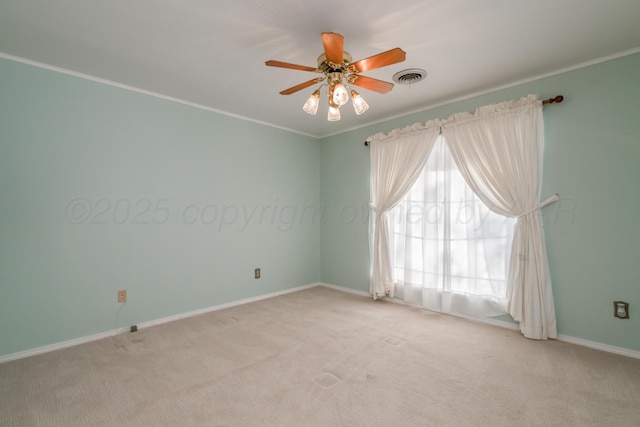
xmin=0 ymin=58 xmax=321 ymax=357
xmin=1 ymin=52 xmax=639 ymax=358
xmin=320 ymin=53 xmax=640 ymax=352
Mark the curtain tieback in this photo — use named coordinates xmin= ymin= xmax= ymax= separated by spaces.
xmin=517 ymin=193 xmax=560 ymax=218
xmin=369 ymin=204 xmax=384 ymax=217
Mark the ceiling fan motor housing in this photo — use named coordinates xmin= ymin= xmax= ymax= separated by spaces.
xmin=317 ymin=52 xmax=353 ymax=73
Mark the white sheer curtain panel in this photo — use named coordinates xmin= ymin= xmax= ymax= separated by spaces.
xmin=388 ymin=136 xmax=515 ymax=317
xmin=369 ymin=127 xmax=441 ymax=299
xmin=442 ymin=96 xmax=558 ymax=339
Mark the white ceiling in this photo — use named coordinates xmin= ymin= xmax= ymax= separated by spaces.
xmin=1 ymin=0 xmax=640 ymax=138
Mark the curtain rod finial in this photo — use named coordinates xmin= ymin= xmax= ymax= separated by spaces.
xmin=543 ymin=95 xmax=564 ymax=104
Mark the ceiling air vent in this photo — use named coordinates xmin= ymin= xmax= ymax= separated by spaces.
xmin=392 ymin=68 xmax=427 ymax=85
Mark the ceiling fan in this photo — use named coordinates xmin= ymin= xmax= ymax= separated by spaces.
xmin=265 ymin=32 xmax=406 ymax=121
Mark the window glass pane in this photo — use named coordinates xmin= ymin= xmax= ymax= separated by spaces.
xmin=390 ymin=136 xmax=515 ymax=312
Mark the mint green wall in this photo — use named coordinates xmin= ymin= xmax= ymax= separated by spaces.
xmin=320 ymin=53 xmax=640 ymax=352
xmin=0 ymin=58 xmax=320 ymax=357
xmin=2 ymin=52 xmax=638 ymax=358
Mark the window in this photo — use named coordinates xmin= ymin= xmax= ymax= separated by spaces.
xmin=387 ymin=136 xmax=515 ymax=317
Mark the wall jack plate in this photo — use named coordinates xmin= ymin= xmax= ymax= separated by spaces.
xmin=254 ymin=268 xmax=261 ymax=279
xmin=118 ymin=289 xmax=127 ymax=303
xmin=614 ymin=301 xmax=629 ymax=319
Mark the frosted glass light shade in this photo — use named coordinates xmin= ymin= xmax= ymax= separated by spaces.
xmin=327 ymin=106 xmax=341 ymax=121
xmin=351 ymin=90 xmax=369 ymax=115
xmin=302 ymin=90 xmax=320 ymax=115
xmin=332 ymin=83 xmax=349 ymax=106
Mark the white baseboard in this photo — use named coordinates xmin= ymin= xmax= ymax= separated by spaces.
xmin=0 ymin=327 xmax=131 ymax=364
xmin=135 ymin=283 xmax=320 ymax=331
xmin=0 ymin=282 xmax=320 ymax=364
xmin=556 ymin=334 xmax=640 ymax=359
xmin=319 ymin=282 xmax=370 ymax=297
xmin=319 ymin=282 xmax=640 ymax=360
xmin=4 ymin=282 xmax=638 ymax=363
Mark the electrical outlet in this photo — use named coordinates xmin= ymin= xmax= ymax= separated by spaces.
xmin=614 ymin=301 xmax=629 ymax=319
xmin=254 ymin=268 xmax=261 ymax=279
xmin=118 ymin=289 xmax=127 ymax=303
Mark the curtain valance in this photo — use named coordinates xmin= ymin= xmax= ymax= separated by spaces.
xmin=366 ymin=95 xmax=540 ymax=144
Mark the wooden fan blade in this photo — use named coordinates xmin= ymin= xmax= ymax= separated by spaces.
xmin=265 ymin=60 xmax=317 ymax=72
xmin=279 ymin=78 xmax=323 ymax=95
xmin=349 ymin=48 xmax=406 ymax=73
xmin=321 ymin=32 xmax=345 ymax=66
xmin=349 ymin=75 xmax=394 ymax=94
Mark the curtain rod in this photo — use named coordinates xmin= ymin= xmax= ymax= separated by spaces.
xmin=363 ymin=95 xmax=564 ymax=146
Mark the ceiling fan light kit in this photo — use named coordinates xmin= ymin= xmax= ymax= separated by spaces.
xmin=266 ymin=32 xmax=406 ymax=121
xmin=302 ymin=89 xmax=321 ymax=115
xmin=327 ymin=105 xmax=341 ymax=121
xmin=350 ymin=90 xmax=369 ymax=115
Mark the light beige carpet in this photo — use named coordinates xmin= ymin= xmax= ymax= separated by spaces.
xmin=1 ymin=286 xmax=639 ymax=426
